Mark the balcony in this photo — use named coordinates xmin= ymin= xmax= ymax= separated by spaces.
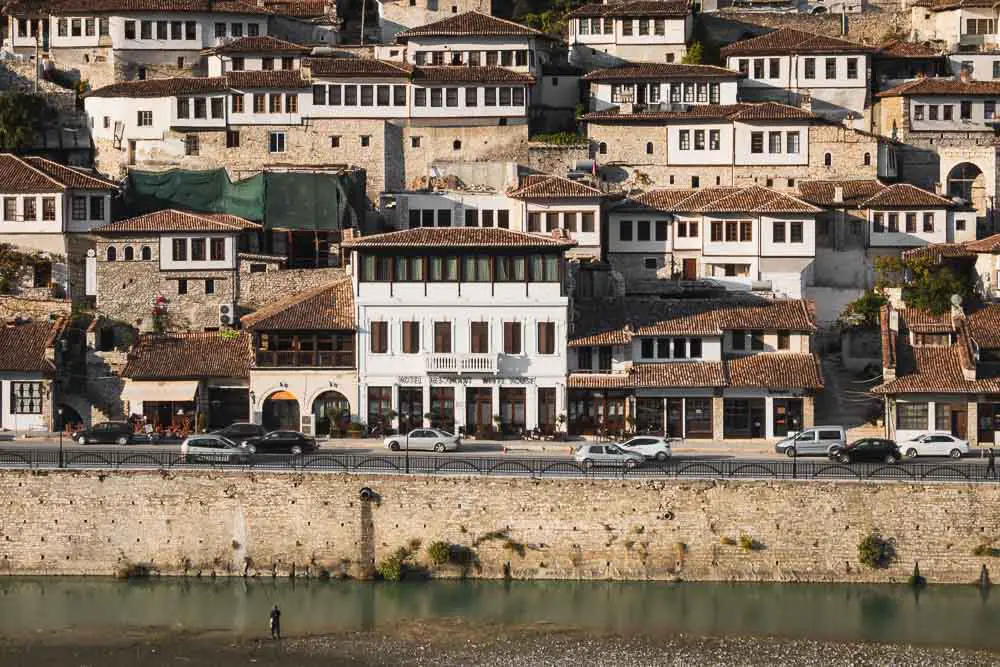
xmin=425 ymin=353 xmax=498 ymax=374
xmin=255 ymin=350 xmax=355 ymax=369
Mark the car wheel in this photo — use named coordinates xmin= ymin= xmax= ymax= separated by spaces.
xmin=906 ymin=448 xmax=918 ymax=459
xmin=624 ymin=459 xmax=638 ymax=469
xmin=655 ymin=451 xmax=668 ymax=461
xmin=885 ymin=454 xmax=898 ymax=464
xmin=950 ymin=448 xmax=963 ymax=459
xmin=291 ymin=445 xmax=303 ymax=456
xmin=433 ymin=443 xmax=445 ymax=453
xmin=115 ymin=436 xmax=129 ymax=446
xmin=388 ymin=441 xmax=400 ymax=452
xmin=838 ymin=453 xmax=851 ymax=465
xmin=85 ymin=437 xmax=95 ymax=446
xmin=785 ymin=447 xmax=796 ymax=458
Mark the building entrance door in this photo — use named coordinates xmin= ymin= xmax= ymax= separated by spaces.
xmin=465 ymin=388 xmax=492 ymax=433
xmin=682 ymin=258 xmax=697 ymax=280
xmin=666 ymin=398 xmax=684 ymax=437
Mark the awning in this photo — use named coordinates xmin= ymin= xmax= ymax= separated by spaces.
xmin=121 ymin=380 xmax=199 ymax=404
xmin=268 ymin=390 xmax=296 ymax=401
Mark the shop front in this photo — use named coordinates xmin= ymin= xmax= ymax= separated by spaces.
xmin=122 ymin=379 xmax=199 ymax=431
xmin=633 ymin=394 xmax=715 ymax=439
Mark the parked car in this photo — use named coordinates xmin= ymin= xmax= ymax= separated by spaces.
xmin=181 ymin=434 xmax=254 ymax=463
xmin=900 ymin=432 xmax=969 ymax=459
xmin=211 ymin=422 xmax=267 ymax=441
xmin=73 ymin=421 xmax=133 ymax=445
xmin=573 ymin=444 xmax=644 ymax=469
xmin=618 ymin=436 xmax=672 ymax=461
xmin=242 ymin=430 xmax=317 ymax=455
xmin=384 ymin=429 xmax=461 ymax=453
xmin=774 ymin=426 xmax=847 ymax=457
xmin=831 ymin=438 xmax=902 ymax=464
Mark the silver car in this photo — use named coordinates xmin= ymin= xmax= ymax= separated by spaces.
xmin=180 ymin=434 xmax=254 ymax=463
xmin=574 ymin=443 xmax=644 ymax=469
xmin=384 ymin=428 xmax=461 ymax=453
xmin=774 ymin=426 xmax=846 ymax=457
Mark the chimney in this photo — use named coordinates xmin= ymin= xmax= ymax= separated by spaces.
xmin=935 ymin=181 xmax=945 ymax=196
xmin=950 ymin=293 xmax=965 ymax=326
xmin=342 ymin=228 xmax=357 ymax=243
xmin=833 ymin=185 xmax=844 ymax=205
xmin=959 ymin=67 xmax=972 ymax=83
xmin=800 ymin=93 xmax=812 ymax=113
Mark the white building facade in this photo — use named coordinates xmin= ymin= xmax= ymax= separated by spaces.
xmin=566 ymin=0 xmax=692 ymax=69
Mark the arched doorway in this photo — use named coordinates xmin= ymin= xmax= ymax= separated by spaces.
xmin=312 ymin=391 xmax=351 ymax=436
xmin=947 ymin=162 xmax=986 ymax=211
xmin=262 ymin=390 xmax=300 ymax=431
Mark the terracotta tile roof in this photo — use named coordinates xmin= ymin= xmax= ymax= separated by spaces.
xmin=720 ymin=27 xmax=873 ymax=57
xmin=22 ymin=157 xmax=117 ymax=191
xmin=567 ymin=372 xmax=634 ymax=389
xmin=902 ymin=243 xmax=977 ymax=263
xmin=342 ymin=227 xmax=576 ymax=249
xmin=396 ymin=11 xmax=544 ymax=38
xmin=308 ymin=58 xmax=413 ymax=78
xmin=0 ymin=153 xmax=116 ymax=193
xmin=508 ymin=175 xmax=603 ymax=199
xmin=95 ymin=209 xmax=260 ymax=233
xmin=242 ymin=277 xmax=355 ymax=331
xmin=580 ymin=101 xmax=814 ymax=123
xmin=633 ymin=361 xmax=726 ymax=387
xmin=50 ymin=0 xmax=269 ymax=13
xmin=583 ymin=63 xmax=741 ymax=82
xmin=726 ymin=353 xmax=824 ymax=389
xmin=207 ymin=36 xmax=310 ymax=54
xmin=968 ymin=305 xmax=1000 ymax=349
xmin=262 ymin=0 xmax=329 ymax=17
xmin=878 ymin=77 xmax=1000 ymax=98
xmin=861 ymin=183 xmax=953 ymax=208
xmin=568 ymin=0 xmax=689 ymax=18
xmin=877 ymin=39 xmax=941 ymax=58
xmin=964 ymin=233 xmax=1000 ymax=253
xmin=411 ymin=66 xmax=535 ymax=84
xmin=618 ymin=188 xmax=698 ymax=212
xmin=666 ymin=187 xmax=741 ymax=211
xmin=0 ymin=319 xmax=62 ymax=374
xmin=570 ymin=297 xmax=816 ymax=346
xmin=918 ymin=0 xmax=995 ymax=12
xmin=796 ymin=179 xmax=886 ymax=206
xmin=902 ymin=308 xmax=953 ymax=333
xmin=87 ymin=77 xmax=228 ymax=98
xmin=696 ymin=186 xmax=821 ymax=214
xmin=124 ymin=331 xmax=253 ymax=380
xmin=226 ymin=69 xmax=309 ymax=89
xmin=872 ymin=343 xmax=1000 ymax=394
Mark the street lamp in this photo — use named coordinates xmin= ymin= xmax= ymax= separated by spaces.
xmin=57 ymin=407 xmax=64 ymax=469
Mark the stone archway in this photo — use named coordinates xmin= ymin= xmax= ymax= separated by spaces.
xmin=947 ymin=162 xmax=986 ymax=211
xmin=262 ymin=390 xmax=300 ymax=431
xmin=312 ymin=390 xmax=351 ymax=436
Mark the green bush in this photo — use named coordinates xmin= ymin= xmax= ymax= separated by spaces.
xmin=858 ymin=533 xmax=896 ymax=569
xmin=530 ymin=131 xmax=588 ymax=146
xmin=376 ymin=546 xmax=412 ymax=582
xmin=739 ymin=534 xmax=762 ymax=552
xmin=720 ymin=536 xmax=737 ymax=546
xmin=426 ymin=541 xmax=451 ymax=566
xmin=973 ymin=543 xmax=1000 ymax=557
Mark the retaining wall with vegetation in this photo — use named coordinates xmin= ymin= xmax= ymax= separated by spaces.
xmin=1 ymin=470 xmax=998 ymax=583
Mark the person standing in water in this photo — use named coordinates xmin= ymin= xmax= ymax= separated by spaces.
xmin=270 ymin=604 xmax=281 ymax=640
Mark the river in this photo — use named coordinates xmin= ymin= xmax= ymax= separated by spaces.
xmin=1 ymin=578 xmax=999 ymax=665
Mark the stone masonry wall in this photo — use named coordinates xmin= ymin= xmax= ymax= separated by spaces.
xmin=528 ymin=144 xmax=590 ymax=177
xmin=2 ymin=470 xmax=999 ymax=583
xmin=701 ymin=11 xmax=911 ymax=48
xmin=239 ymin=266 xmax=346 ymax=312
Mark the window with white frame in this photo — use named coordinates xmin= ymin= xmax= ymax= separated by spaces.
xmin=269 ymin=131 xmax=286 ymax=153
xmin=11 ymin=381 xmax=43 ymax=414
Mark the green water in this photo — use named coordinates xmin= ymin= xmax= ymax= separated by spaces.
xmin=0 ymin=578 xmax=998 ymax=649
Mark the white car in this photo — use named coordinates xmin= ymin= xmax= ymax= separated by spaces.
xmin=384 ymin=428 xmax=461 ymax=453
xmin=180 ymin=434 xmax=254 ymax=463
xmin=618 ymin=436 xmax=672 ymax=461
xmin=900 ymin=432 xmax=969 ymax=459
xmin=573 ymin=443 xmax=645 ymax=469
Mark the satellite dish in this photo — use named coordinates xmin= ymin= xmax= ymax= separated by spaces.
xmin=951 ymin=294 xmax=963 ymax=307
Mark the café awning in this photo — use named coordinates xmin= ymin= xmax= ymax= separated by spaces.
xmin=121 ymin=380 xmax=199 ymax=404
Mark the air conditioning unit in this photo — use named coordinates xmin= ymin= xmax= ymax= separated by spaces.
xmin=219 ymin=302 xmax=237 ymax=327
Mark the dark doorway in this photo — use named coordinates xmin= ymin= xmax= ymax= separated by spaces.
xmin=682 ymin=258 xmax=697 ymax=281
xmin=772 ymin=398 xmax=803 ymax=437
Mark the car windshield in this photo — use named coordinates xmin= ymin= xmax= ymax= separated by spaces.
xmin=218 ymin=436 xmax=237 ymax=448
xmin=607 ymin=445 xmax=622 ymax=454
xmin=437 ymin=430 xmax=453 ymax=437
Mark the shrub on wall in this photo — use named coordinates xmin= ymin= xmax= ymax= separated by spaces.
xmin=858 ymin=532 xmax=897 ymax=569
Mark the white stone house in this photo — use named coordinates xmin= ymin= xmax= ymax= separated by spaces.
xmin=0 ymin=153 xmax=117 ymax=299
xmin=375 ymin=0 xmax=491 ymax=44
xmin=243 ymin=276 xmax=359 ymax=435
xmin=566 ymin=0 xmax=692 ymax=69
xmin=0 ymin=318 xmax=66 ymax=434
xmin=606 ymin=186 xmax=821 ymax=298
xmin=583 ymin=62 xmax=742 ymax=112
xmin=910 ymin=0 xmax=1000 ymax=52
xmin=567 ymin=296 xmax=822 ymax=439
xmin=864 ymin=183 xmax=977 ymax=249
xmin=721 ymin=27 xmax=874 ymax=129
xmin=204 ymin=35 xmax=311 ymax=76
xmin=344 ymin=227 xmax=572 ymax=435
xmin=378 ymin=190 xmax=525 ymax=232
xmin=507 ymin=175 xmax=604 ymax=259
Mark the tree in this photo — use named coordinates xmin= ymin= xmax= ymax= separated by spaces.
xmin=682 ymin=41 xmax=705 ymax=65
xmin=874 ymin=254 xmax=975 ymax=316
xmin=840 ymin=290 xmax=888 ymax=328
xmin=0 ymin=93 xmax=53 ymax=151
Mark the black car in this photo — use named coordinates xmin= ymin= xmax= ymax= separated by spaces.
xmin=832 ymin=438 xmax=902 ymax=464
xmin=244 ymin=430 xmax=317 ymax=455
xmin=73 ymin=421 xmax=133 ymax=445
xmin=211 ymin=422 xmax=267 ymax=442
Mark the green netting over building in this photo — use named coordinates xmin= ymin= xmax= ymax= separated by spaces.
xmin=126 ymin=168 xmax=365 ymax=231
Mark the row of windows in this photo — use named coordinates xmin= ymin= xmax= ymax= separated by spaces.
xmin=964 ymin=18 xmax=996 ymax=35
xmin=639 ymin=337 xmax=704 ymax=360
xmin=611 ymin=82 xmax=722 ymax=105
xmin=737 ymin=56 xmax=860 ymax=81
xmin=104 ymin=245 xmax=152 ymax=261
xmin=872 ymin=212 xmax=941 ymax=234
xmin=2 ymin=196 xmax=57 ymax=222
xmin=731 ymin=329 xmax=791 ymax=351
xmin=912 ymin=101 xmax=995 ymax=122
xmin=577 ymin=17 xmax=672 ymax=36
xmin=213 ymin=22 xmax=262 ymax=38
xmin=312 ymin=84 xmax=406 ymax=107
xmin=750 ymin=130 xmax=801 ymax=154
xmin=175 ymin=278 xmax=218 ymax=296
xmin=618 ymin=219 xmax=670 ymax=242
xmin=169 ymin=237 xmax=227 ymax=262
xmin=370 ymin=320 xmax=557 ymax=355
xmin=10 ymin=382 xmax=43 ymax=415
xmin=123 ymin=19 xmax=198 ymax=41
xmin=407 ymin=208 xmax=512 ymax=229
xmin=413 ymin=49 xmax=532 ymax=67
xmin=55 ymin=17 xmax=108 ymax=38
xmin=415 ymin=86 xmax=525 ymax=108
xmin=527 ymin=211 xmax=596 ymax=234
xmin=230 ymin=56 xmax=294 ymax=71
xmin=575 ymin=345 xmax=614 ymax=371
xmin=176 ymin=96 xmax=225 ymax=120
xmin=677 ymin=129 xmax=722 ymax=151
xmin=360 ymin=254 xmax=561 ymax=283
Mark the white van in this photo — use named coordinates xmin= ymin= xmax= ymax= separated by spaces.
xmin=774 ymin=426 xmax=847 ymax=457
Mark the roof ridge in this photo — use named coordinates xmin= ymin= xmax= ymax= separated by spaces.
xmin=4 ymin=153 xmax=65 ymax=190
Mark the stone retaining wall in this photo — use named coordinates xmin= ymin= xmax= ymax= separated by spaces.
xmin=2 ymin=469 xmax=997 ymax=584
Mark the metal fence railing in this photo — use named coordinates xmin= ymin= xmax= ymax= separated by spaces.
xmin=0 ymin=447 xmax=996 ymax=483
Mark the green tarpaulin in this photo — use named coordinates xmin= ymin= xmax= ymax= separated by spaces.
xmin=126 ymin=169 xmax=366 ymax=231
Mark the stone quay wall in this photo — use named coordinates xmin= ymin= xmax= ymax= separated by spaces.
xmin=2 ymin=469 xmax=999 ymax=584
